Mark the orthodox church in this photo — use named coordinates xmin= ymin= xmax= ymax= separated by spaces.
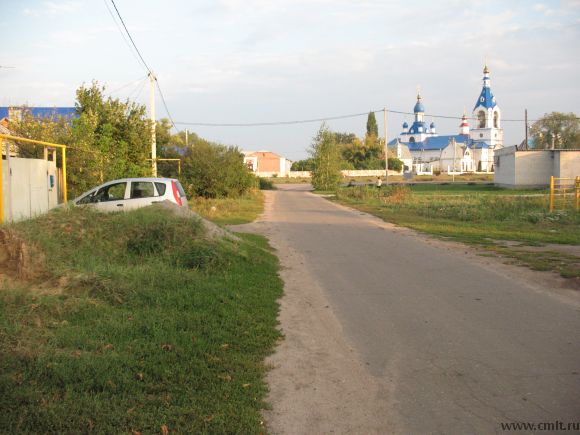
xmin=388 ymin=65 xmax=503 ymax=173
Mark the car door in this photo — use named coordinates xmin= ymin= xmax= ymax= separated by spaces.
xmin=125 ymin=181 xmax=158 ymax=211
xmin=93 ymin=181 xmax=129 ymax=212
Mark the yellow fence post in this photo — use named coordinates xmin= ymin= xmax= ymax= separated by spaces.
xmin=549 ymin=176 xmax=554 ymax=213
xmin=574 ymin=176 xmax=580 ymax=210
xmin=0 ymin=140 xmax=3 ymax=224
xmin=62 ymin=147 xmax=67 ymax=203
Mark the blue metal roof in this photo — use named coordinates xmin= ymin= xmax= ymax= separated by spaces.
xmin=473 ymin=86 xmax=497 ymax=111
xmin=0 ymin=106 xmax=77 ymax=120
xmin=407 ymin=120 xmax=429 ymax=134
xmin=470 ymin=140 xmax=491 ymax=149
xmin=406 ymin=134 xmax=470 ymax=151
xmin=414 ymin=101 xmax=425 ymax=113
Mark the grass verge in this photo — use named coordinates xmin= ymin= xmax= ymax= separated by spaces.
xmin=333 ymin=185 xmax=580 ymax=279
xmin=190 ymin=190 xmax=264 ymax=225
xmin=0 ymin=206 xmax=282 ymax=433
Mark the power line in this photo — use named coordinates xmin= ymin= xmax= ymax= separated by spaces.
xmin=174 ymin=108 xmax=554 ymax=128
xmin=106 ymin=1 xmax=178 ymax=130
xmin=130 ymin=76 xmax=148 ymax=102
xmin=109 ymin=0 xmax=152 ymax=74
xmin=155 ymin=80 xmax=177 ymax=130
xmin=175 ymin=111 xmax=374 ymax=127
xmin=103 ymin=0 xmax=143 ymax=71
xmin=106 ymin=75 xmax=148 ymax=96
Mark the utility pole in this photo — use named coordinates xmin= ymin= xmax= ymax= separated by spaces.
xmin=384 ymin=108 xmax=388 ymax=186
xmin=185 ymin=129 xmax=189 ymax=147
xmin=149 ymin=72 xmax=157 ymax=177
xmin=524 ymin=109 xmax=528 ymax=150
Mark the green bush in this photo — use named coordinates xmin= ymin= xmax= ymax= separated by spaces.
xmin=387 ymin=157 xmax=403 ymax=171
xmin=258 ymin=178 xmax=275 ymax=190
xmin=182 ymin=141 xmax=256 ymax=198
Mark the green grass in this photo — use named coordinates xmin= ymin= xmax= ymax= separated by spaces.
xmin=0 ymin=206 xmax=282 ymax=434
xmin=334 ymin=185 xmax=580 ymax=278
xmin=190 ymin=191 xmax=264 ymax=225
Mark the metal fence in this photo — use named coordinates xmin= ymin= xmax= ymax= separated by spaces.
xmin=549 ymin=176 xmax=579 ymax=212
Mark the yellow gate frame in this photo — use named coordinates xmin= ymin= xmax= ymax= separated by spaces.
xmin=0 ymin=134 xmax=68 ymax=224
xmin=549 ymin=175 xmax=580 ymax=212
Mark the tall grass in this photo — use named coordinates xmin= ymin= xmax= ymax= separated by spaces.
xmin=336 ymin=185 xmax=580 ymax=245
xmin=0 ymin=206 xmax=282 ymax=433
xmin=190 ymin=190 xmax=264 ymax=225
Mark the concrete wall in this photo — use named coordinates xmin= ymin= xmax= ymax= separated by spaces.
xmin=494 ymin=147 xmax=517 ymax=186
xmin=288 ymin=171 xmax=311 ymax=178
xmin=2 ymin=157 xmax=58 ymax=222
xmin=282 ymin=170 xmax=401 ymax=179
xmin=558 ymin=152 xmax=580 ymax=179
xmin=514 ymin=152 xmax=554 ymax=186
xmin=494 ymin=148 xmax=580 ymax=188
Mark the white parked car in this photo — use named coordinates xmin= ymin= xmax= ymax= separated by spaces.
xmin=73 ymin=177 xmax=188 ymax=212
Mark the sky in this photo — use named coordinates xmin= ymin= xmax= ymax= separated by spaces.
xmin=1 ymin=0 xmax=580 ymax=161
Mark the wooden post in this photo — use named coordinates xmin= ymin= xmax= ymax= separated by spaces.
xmin=549 ymin=176 xmax=554 ymax=212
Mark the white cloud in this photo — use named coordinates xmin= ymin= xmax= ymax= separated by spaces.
xmin=23 ymin=1 xmax=80 ymax=17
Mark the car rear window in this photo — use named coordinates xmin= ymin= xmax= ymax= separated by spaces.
xmin=175 ymin=181 xmax=186 ymax=197
xmin=155 ymin=182 xmax=167 ymax=196
xmin=130 ymin=182 xmax=155 ymax=199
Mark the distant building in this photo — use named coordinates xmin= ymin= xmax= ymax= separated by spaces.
xmin=243 ymin=151 xmax=292 ymax=177
xmin=494 ymin=146 xmax=580 ymax=188
xmin=0 ymin=106 xmax=76 ymax=158
xmin=388 ymin=65 xmax=503 ymax=173
xmin=0 ymin=106 xmax=77 ymax=123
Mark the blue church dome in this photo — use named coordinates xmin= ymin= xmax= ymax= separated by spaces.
xmin=414 ymin=101 xmax=425 ymax=113
xmin=402 ymin=121 xmax=409 ymax=129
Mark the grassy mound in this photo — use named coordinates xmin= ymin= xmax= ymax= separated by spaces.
xmin=0 ymin=206 xmax=282 ymax=434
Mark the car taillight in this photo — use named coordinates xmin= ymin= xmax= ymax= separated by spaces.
xmin=171 ymin=180 xmax=182 ymax=206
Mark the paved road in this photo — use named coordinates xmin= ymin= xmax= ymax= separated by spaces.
xmin=238 ymin=185 xmax=580 ymax=434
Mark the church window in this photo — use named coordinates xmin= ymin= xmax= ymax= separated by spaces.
xmin=493 ymin=112 xmax=499 ymax=128
xmin=478 ymin=111 xmax=486 ymax=128
xmin=480 ymin=133 xmax=483 ymax=138
xmin=409 ymin=137 xmax=415 ymax=143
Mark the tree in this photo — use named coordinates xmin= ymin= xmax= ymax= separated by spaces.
xmin=182 ymin=140 xmax=255 ymax=198
xmin=366 ymin=111 xmax=378 ymax=138
xmin=11 ymin=109 xmax=70 ymax=159
xmin=310 ymin=124 xmax=342 ymax=190
xmin=68 ymin=82 xmax=152 ymax=196
xmin=530 ymin=112 xmax=580 ymax=149
xmin=12 ymin=82 xmax=153 ymax=197
xmin=340 ymin=134 xmax=383 ymax=169
xmin=291 ymin=158 xmax=315 ymax=171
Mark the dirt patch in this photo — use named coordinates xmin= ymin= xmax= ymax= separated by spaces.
xmin=0 ymin=229 xmax=45 ymax=281
xmin=490 ymin=239 xmax=580 ymax=256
